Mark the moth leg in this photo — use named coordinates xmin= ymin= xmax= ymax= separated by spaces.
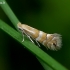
xmin=26 ymin=35 xmax=40 ymax=47
xmin=21 ymin=30 xmax=40 ymax=47
xmin=35 ymin=40 xmax=41 ymax=47
xmin=22 ymin=30 xmax=40 ymax=47
xmin=27 ymin=35 xmax=35 ymax=44
xmin=22 ymin=31 xmax=35 ymax=44
xmin=22 ymin=34 xmax=24 ymax=42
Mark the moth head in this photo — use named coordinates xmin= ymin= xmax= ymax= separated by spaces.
xmin=17 ymin=22 xmax=23 ymax=31
xmin=47 ymin=33 xmax=62 ymax=51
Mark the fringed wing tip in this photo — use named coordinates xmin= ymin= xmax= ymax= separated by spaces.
xmin=52 ymin=33 xmax=62 ymax=51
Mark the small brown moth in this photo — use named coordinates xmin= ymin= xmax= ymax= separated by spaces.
xmin=17 ymin=22 xmax=62 ymax=51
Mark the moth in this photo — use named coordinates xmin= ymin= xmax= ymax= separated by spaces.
xmin=17 ymin=22 xmax=62 ymax=51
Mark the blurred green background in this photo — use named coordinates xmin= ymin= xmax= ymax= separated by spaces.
xmin=0 ymin=0 xmax=70 ymax=70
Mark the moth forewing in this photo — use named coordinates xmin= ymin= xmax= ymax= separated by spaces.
xmin=17 ymin=22 xmax=62 ymax=51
